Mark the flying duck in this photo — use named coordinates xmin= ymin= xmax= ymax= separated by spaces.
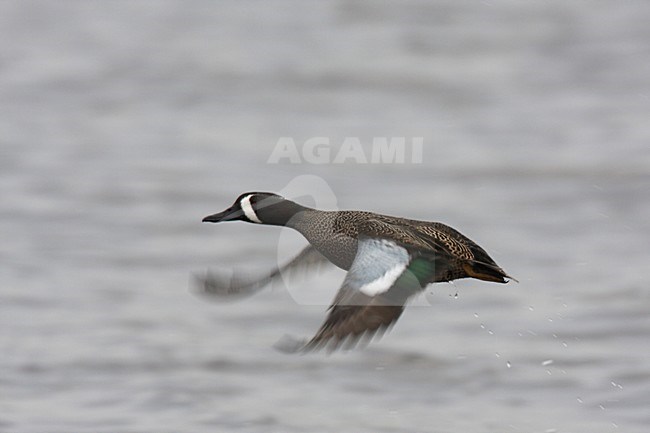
xmin=199 ymin=192 xmax=514 ymax=352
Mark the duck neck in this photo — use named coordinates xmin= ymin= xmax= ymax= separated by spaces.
xmin=261 ymin=200 xmax=313 ymax=227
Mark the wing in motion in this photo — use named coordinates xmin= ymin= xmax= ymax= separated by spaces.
xmin=193 ymin=245 xmax=332 ymax=299
xmin=277 ymin=237 xmax=440 ymax=353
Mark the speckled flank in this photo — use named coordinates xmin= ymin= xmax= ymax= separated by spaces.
xmin=289 ymin=208 xmax=506 ymax=285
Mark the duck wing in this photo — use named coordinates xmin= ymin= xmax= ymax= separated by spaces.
xmin=280 ymin=236 xmax=438 ymax=353
xmin=194 ymin=245 xmax=332 ymax=299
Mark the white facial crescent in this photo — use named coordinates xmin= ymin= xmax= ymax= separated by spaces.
xmin=241 ymin=194 xmax=262 ymax=223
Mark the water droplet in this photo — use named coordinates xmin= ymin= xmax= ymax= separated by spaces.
xmin=562 ymin=341 xmax=568 ymax=348
xmin=546 ymin=369 xmax=552 ymax=375
xmin=542 ymin=359 xmax=554 ymax=366
xmin=506 ymin=361 xmax=512 ymax=368
xmin=577 ymin=397 xmax=583 ymax=404
xmin=599 ymin=404 xmax=605 ymax=411
xmin=528 ymin=305 xmax=534 ymax=311
xmin=547 ymin=318 xmax=554 ymax=322
xmin=488 ymin=330 xmax=494 ymax=335
xmin=552 ymin=333 xmax=557 ymax=339
xmin=480 ymin=323 xmax=485 ymax=329
xmin=495 ymin=352 xmax=500 ymax=358
xmin=474 ymin=313 xmax=479 ymax=318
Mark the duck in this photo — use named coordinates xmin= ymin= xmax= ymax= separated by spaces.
xmin=199 ymin=192 xmax=514 ymax=352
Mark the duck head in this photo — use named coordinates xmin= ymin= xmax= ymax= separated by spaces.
xmin=202 ymin=192 xmax=307 ymax=226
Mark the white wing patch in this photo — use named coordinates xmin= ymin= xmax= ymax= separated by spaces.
xmin=339 ymin=238 xmax=411 ymax=302
xmin=358 ymin=262 xmax=408 ymax=296
xmin=241 ymin=194 xmax=262 ymax=223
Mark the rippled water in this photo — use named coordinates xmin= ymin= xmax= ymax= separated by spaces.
xmin=2 ymin=1 xmax=650 ymax=432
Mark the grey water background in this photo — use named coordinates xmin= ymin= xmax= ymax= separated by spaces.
xmin=1 ymin=1 xmax=650 ymax=432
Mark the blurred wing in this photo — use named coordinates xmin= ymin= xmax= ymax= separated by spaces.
xmin=279 ymin=237 xmax=436 ymax=353
xmin=193 ymin=245 xmax=332 ymax=300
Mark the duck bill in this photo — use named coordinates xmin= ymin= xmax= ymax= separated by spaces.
xmin=202 ymin=207 xmax=241 ymax=223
